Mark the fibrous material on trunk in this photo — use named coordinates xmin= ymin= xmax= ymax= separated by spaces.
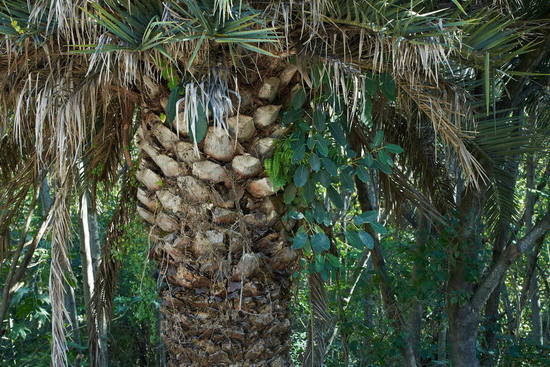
xmin=136 ymin=65 xmax=299 ymax=366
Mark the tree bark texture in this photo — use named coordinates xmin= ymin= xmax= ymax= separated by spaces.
xmin=447 ymin=189 xmax=484 ymax=367
xmin=136 ymin=66 xmax=299 ymax=366
xmin=449 ymin=306 xmax=480 ymax=367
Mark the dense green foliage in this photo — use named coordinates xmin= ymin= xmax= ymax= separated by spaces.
xmin=1 ymin=163 xmax=548 ymax=366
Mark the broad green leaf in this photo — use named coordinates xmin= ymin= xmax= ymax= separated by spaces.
xmin=358 ymin=231 xmax=374 ymax=249
xmin=302 ymin=179 xmax=316 ymax=203
xmin=298 ymin=121 xmax=310 ymax=133
xmin=294 ymin=165 xmax=309 ymax=187
xmin=322 ymin=157 xmax=338 ymax=176
xmin=326 ymin=254 xmax=341 ymax=268
xmin=165 ymin=84 xmax=182 ymax=126
xmin=312 ymin=202 xmax=330 ymax=225
xmin=340 ymin=166 xmax=356 ymax=192
xmin=314 ymin=254 xmax=326 ymax=273
xmin=356 ymin=166 xmax=370 ymax=183
xmin=372 ymin=130 xmax=384 ymax=147
xmin=288 ymin=211 xmax=304 ymax=220
xmin=311 ymin=232 xmax=330 ymax=253
xmin=373 ymin=159 xmax=392 ymax=175
xmin=309 ymin=153 xmax=321 ymax=172
xmin=327 ymin=185 xmax=344 ymax=209
xmin=346 ymin=147 xmax=357 ymax=159
xmin=281 ymin=109 xmax=304 ymax=125
xmin=370 ymin=221 xmax=388 ymax=235
xmin=378 ymin=150 xmax=393 ymax=167
xmin=291 ymin=88 xmax=307 ymax=110
xmin=345 ymin=230 xmax=363 ymax=249
xmin=355 ymin=211 xmax=378 ymax=225
xmin=316 ymin=137 xmax=329 ymax=157
xmin=292 ymin=231 xmax=309 ymax=249
xmin=283 ymin=184 xmax=297 ymax=204
xmin=361 ymin=98 xmax=372 ymax=125
xmin=317 ymin=169 xmax=331 ymax=188
xmin=188 ymin=100 xmax=208 ymax=144
xmin=365 ymin=74 xmax=378 ymax=96
xmin=313 ymin=109 xmax=327 ymax=130
xmin=380 ymin=73 xmax=396 ymax=101
xmin=292 ymin=141 xmax=306 ymax=163
xmin=361 ymin=154 xmax=374 ymax=168
xmin=329 ymin=122 xmax=348 ymax=147
xmin=385 ymin=144 xmax=404 ymax=154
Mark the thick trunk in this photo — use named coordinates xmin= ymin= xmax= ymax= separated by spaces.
xmin=449 ymin=306 xmax=480 ymax=367
xmin=448 ymin=189 xmax=484 ymax=367
xmin=137 ymin=66 xmax=298 ymax=366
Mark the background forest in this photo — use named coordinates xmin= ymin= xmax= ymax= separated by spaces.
xmin=0 ymin=1 xmax=549 ymax=367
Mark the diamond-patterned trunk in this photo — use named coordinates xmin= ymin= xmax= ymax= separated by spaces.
xmin=136 ymin=66 xmax=299 ymax=366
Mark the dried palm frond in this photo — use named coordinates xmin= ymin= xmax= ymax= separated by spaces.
xmin=303 ymin=272 xmax=334 ymax=367
xmin=49 ymin=179 xmax=74 ymax=367
xmin=399 ymin=82 xmax=486 ymax=187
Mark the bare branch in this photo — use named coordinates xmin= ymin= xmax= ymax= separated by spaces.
xmin=472 ymin=208 xmax=550 ymax=311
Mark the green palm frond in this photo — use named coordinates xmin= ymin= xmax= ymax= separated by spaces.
xmin=76 ymin=0 xmax=279 ymax=70
xmin=0 ymin=0 xmax=49 ymax=39
xmin=75 ymin=0 xmax=166 ymax=52
xmin=471 ymin=112 xmax=547 ymax=234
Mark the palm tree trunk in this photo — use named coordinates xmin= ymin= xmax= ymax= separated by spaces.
xmin=137 ymin=66 xmax=298 ymax=366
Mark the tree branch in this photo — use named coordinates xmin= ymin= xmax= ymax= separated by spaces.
xmin=472 ymin=208 xmax=550 ymax=311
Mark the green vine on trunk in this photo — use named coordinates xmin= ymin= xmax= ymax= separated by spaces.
xmin=265 ymin=64 xmax=403 ymax=280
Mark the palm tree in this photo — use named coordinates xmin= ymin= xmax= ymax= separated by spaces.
xmin=0 ymin=1 xmax=548 ymax=366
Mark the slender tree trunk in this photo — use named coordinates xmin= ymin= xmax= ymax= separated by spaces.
xmin=137 ymin=66 xmax=299 ymax=366
xmin=363 ymin=257 xmax=375 ymax=329
xmin=523 ymin=152 xmax=544 ymax=346
xmin=437 ymin=322 xmax=447 ymax=363
xmin=481 ymin=278 xmax=502 ymax=366
xmin=407 ymin=213 xmax=429 ymax=364
xmin=354 ymin=174 xmax=417 ymax=366
xmin=482 ymin=152 xmax=520 ymax=366
xmin=529 ymin=270 xmax=543 ymax=346
xmin=500 ymin=283 xmax=514 ymax=332
xmin=0 ymin=187 xmax=39 ymax=335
